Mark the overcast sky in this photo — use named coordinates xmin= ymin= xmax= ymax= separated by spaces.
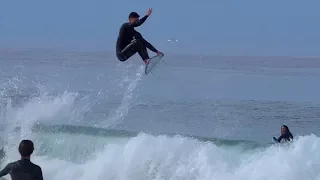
xmin=1 ymin=0 xmax=319 ymax=56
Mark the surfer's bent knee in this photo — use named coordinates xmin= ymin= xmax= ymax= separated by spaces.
xmin=116 ymin=54 xmax=128 ymax=62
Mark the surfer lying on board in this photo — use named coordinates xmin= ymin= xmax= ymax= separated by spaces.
xmin=273 ymin=125 xmax=293 ymax=143
xmin=116 ymin=8 xmax=163 ymax=65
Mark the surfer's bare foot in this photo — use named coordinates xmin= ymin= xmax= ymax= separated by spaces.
xmin=144 ymin=59 xmax=150 ymax=65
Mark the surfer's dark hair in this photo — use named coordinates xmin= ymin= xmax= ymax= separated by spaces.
xmin=282 ymin=125 xmax=290 ymax=132
xmin=129 ymin=12 xmax=140 ymax=19
xmin=19 ymin=140 xmax=34 ymax=157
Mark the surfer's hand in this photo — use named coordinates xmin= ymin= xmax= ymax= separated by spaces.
xmin=157 ymin=51 xmax=163 ymax=56
xmin=146 ymin=8 xmax=152 ymax=16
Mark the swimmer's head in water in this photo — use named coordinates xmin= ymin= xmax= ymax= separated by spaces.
xmin=129 ymin=12 xmax=140 ymax=24
xmin=281 ymin=125 xmax=290 ymax=135
xmin=19 ymin=140 xmax=34 ymax=158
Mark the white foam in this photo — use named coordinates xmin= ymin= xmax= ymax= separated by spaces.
xmin=0 ymin=91 xmax=78 ymax=157
xmin=1 ymin=94 xmax=320 ymax=180
xmin=14 ymin=133 xmax=318 ymax=180
xmin=0 ymin=77 xmax=319 ymax=180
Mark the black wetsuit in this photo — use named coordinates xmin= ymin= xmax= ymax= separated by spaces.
xmin=275 ymin=132 xmax=293 ymax=143
xmin=0 ymin=159 xmax=43 ymax=180
xmin=116 ymin=15 xmax=158 ymax=61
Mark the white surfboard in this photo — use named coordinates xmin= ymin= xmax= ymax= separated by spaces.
xmin=145 ymin=54 xmax=164 ymax=75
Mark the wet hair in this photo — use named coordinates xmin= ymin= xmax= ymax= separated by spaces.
xmin=129 ymin=12 xmax=140 ymax=19
xmin=18 ymin=140 xmax=34 ymax=157
xmin=281 ymin=125 xmax=290 ymax=132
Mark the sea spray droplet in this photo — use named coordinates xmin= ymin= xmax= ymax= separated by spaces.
xmin=168 ymin=38 xmax=179 ymax=42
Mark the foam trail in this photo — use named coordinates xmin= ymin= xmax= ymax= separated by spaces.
xmin=104 ymin=65 xmax=144 ymax=127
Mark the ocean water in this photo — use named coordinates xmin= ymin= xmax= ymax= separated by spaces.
xmin=0 ymin=48 xmax=320 ymax=180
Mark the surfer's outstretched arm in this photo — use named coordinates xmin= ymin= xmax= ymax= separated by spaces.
xmin=0 ymin=164 xmax=10 ymax=177
xmin=128 ymin=15 xmax=149 ymax=27
xmin=141 ymin=38 xmax=158 ymax=53
xmin=128 ymin=9 xmax=152 ymax=28
xmin=134 ymin=31 xmax=158 ymax=53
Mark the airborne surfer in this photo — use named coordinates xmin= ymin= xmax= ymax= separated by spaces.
xmin=116 ymin=8 xmax=163 ymax=65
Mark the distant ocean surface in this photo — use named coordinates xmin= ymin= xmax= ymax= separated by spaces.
xmin=0 ymin=48 xmax=320 ymax=180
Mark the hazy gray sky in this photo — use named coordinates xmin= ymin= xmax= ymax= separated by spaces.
xmin=1 ymin=0 xmax=319 ymax=56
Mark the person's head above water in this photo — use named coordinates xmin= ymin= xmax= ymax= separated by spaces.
xmin=128 ymin=12 xmax=140 ymax=24
xmin=18 ymin=140 xmax=34 ymax=159
xmin=281 ymin=125 xmax=290 ymax=135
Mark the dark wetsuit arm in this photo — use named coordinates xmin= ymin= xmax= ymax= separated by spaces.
xmin=141 ymin=38 xmax=158 ymax=53
xmin=0 ymin=164 xmax=11 ymax=177
xmin=134 ymin=30 xmax=158 ymax=53
xmin=129 ymin=15 xmax=149 ymax=27
xmin=277 ymin=135 xmax=284 ymax=142
xmin=36 ymin=166 xmax=43 ymax=180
